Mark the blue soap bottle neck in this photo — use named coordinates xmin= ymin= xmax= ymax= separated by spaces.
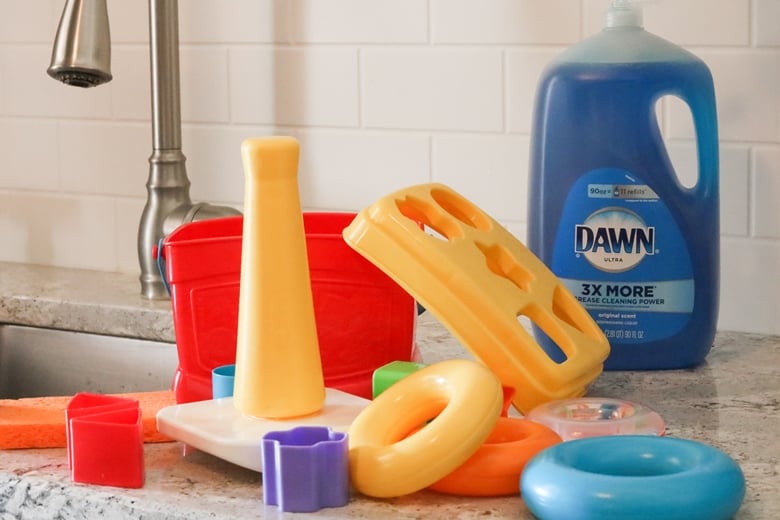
xmin=556 ymin=0 xmax=701 ymax=65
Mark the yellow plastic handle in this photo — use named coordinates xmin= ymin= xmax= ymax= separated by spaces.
xmin=233 ymin=137 xmax=325 ymax=419
xmin=343 ymin=183 xmax=609 ymax=414
xmin=348 ymin=359 xmax=503 ymax=498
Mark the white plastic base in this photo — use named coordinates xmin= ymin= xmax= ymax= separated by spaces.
xmin=156 ymin=389 xmax=370 ymax=472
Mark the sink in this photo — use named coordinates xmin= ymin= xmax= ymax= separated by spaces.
xmin=0 ymin=325 xmax=179 ymax=399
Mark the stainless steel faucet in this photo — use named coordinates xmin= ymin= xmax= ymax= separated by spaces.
xmin=48 ymin=0 xmax=241 ymax=299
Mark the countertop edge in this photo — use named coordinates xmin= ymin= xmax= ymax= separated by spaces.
xmin=0 ymin=262 xmax=174 ymax=342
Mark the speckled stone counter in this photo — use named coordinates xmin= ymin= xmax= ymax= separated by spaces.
xmin=0 ymin=262 xmax=174 ymax=342
xmin=1 ymin=262 xmax=778 ymax=519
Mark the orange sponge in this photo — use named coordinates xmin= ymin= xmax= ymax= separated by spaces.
xmin=0 ymin=390 xmax=176 ymax=449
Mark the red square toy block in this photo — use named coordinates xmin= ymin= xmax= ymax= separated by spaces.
xmin=66 ymin=393 xmax=144 ymax=488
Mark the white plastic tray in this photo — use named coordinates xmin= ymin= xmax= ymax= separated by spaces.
xmin=156 ymin=389 xmax=370 ymax=472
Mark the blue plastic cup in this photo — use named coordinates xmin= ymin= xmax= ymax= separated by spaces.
xmin=212 ymin=364 xmax=236 ymax=399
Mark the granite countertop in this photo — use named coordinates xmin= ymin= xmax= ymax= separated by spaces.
xmin=0 ymin=262 xmax=174 ymax=342
xmin=1 ymin=262 xmax=778 ymax=519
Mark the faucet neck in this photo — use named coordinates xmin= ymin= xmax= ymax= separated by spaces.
xmin=139 ymin=0 xmax=190 ymax=300
xmin=149 ymin=0 xmax=182 ymax=152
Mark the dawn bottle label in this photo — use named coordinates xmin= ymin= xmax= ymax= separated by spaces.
xmin=551 ymin=168 xmax=694 ymax=343
xmin=575 ymin=207 xmax=655 ymax=272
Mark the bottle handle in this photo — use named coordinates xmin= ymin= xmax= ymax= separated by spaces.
xmin=668 ymin=73 xmax=719 ymax=200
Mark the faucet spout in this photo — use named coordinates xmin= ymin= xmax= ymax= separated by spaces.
xmin=50 ymin=0 xmax=240 ymax=300
xmin=48 ymin=0 xmax=112 ymax=87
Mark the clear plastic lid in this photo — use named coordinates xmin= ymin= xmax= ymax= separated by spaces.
xmin=525 ymin=397 xmax=666 ymax=441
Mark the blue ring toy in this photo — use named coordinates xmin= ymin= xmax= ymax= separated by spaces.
xmin=520 ymin=435 xmax=745 ymax=520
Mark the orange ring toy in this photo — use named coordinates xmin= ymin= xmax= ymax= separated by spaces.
xmin=348 ymin=359 xmax=504 ymax=498
xmin=429 ymin=417 xmax=562 ymax=496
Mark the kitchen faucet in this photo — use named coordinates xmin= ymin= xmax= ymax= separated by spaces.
xmin=48 ymin=0 xmax=241 ymax=299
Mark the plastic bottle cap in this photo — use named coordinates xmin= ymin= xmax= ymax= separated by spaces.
xmin=606 ymin=0 xmax=643 ymax=28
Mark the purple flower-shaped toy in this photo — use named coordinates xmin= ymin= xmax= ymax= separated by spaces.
xmin=261 ymin=426 xmax=349 ymax=512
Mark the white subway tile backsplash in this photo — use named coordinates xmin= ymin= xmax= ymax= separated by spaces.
xmin=506 ymin=49 xmax=561 ymax=134
xmin=0 ymin=48 xmax=5 ymax=111
xmin=113 ymin=46 xmax=232 ymax=125
xmin=0 ymin=0 xmax=778 ymax=334
xmin=503 ymin=221 xmax=527 ymax=245
xmin=0 ymin=192 xmax=117 ymax=270
xmin=752 ymin=147 xmax=780 ymax=239
xmin=180 ymin=47 xmax=230 ymax=124
xmin=0 ymin=118 xmax=59 ymax=190
xmin=432 ymin=0 xmax=581 ymax=44
xmin=719 ymin=237 xmax=780 ymax=334
xmin=182 ymin=124 xmax=274 ymax=205
xmin=645 ymin=0 xmax=750 ymax=46
xmin=754 ymin=0 xmax=780 ymax=47
xmin=0 ymin=193 xmax=29 ymax=264
xmin=229 ymin=47 xmax=359 ymax=127
xmin=58 ymin=122 xmax=149 ymax=197
xmin=581 ymin=0 xmax=611 ymax=37
xmin=663 ymin=95 xmax=695 ymax=141
xmin=3 ymin=45 xmax=112 ymax=119
xmin=293 ymin=0 xmax=428 ymax=44
xmin=107 ymin=0 xmax=148 ymax=43
xmin=179 ymin=0 xmax=291 ymax=44
xmin=296 ymin=130 xmax=430 ymax=210
xmin=50 ymin=194 xmax=118 ymax=270
xmin=0 ymin=0 xmax=58 ymax=43
xmin=110 ymin=47 xmax=151 ymax=121
xmin=664 ymin=138 xmax=697 ymax=188
xmin=110 ymin=0 xmax=291 ymax=45
xmin=115 ymin=197 xmax=146 ymax=273
xmin=719 ymin=145 xmax=751 ymax=237
xmin=432 ymin=134 xmax=529 ymax=222
xmin=363 ymin=48 xmax=503 ymax=132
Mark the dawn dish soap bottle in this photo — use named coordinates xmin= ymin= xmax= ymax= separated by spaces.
xmin=527 ymin=0 xmax=719 ymax=370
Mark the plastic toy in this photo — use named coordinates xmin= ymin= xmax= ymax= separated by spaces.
xmin=262 ymin=426 xmax=349 ymax=512
xmin=372 ymin=360 xmax=516 ymax=416
xmin=348 ymin=359 xmax=503 ymax=498
xmin=161 ymin=212 xmax=418 ymax=404
xmin=343 ymin=183 xmax=610 ymax=414
xmin=525 ymin=397 xmax=665 ymax=440
xmin=157 ymin=389 xmax=367 ymax=472
xmin=157 ymin=137 xmax=370 ymax=471
xmin=429 ymin=417 xmax=561 ymax=496
xmin=521 ymin=435 xmax=746 ymax=520
xmin=211 ymin=364 xmax=235 ymax=399
xmin=372 ymin=360 xmax=426 ymax=398
xmin=232 ymin=136 xmax=325 ymax=419
xmin=66 ymin=393 xmax=144 ymax=488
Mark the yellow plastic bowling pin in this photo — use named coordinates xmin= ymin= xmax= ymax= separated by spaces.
xmin=233 ymin=137 xmax=325 ymax=419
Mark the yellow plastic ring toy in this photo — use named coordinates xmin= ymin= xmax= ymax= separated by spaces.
xmin=428 ymin=417 xmax=562 ymax=496
xmin=348 ymin=359 xmax=504 ymax=498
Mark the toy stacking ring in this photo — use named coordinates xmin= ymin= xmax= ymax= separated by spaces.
xmin=526 ymin=397 xmax=665 ymax=440
xmin=428 ymin=417 xmax=561 ymax=496
xmin=348 ymin=359 xmax=504 ymax=498
xmin=521 ymin=435 xmax=746 ymax=520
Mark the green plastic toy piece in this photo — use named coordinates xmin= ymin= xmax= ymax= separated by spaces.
xmin=372 ymin=361 xmax=427 ymax=399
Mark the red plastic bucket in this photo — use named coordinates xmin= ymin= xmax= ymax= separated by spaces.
xmin=161 ymin=213 xmax=418 ymax=403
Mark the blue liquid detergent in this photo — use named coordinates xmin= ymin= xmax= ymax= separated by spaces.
xmin=527 ymin=2 xmax=719 ymax=370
